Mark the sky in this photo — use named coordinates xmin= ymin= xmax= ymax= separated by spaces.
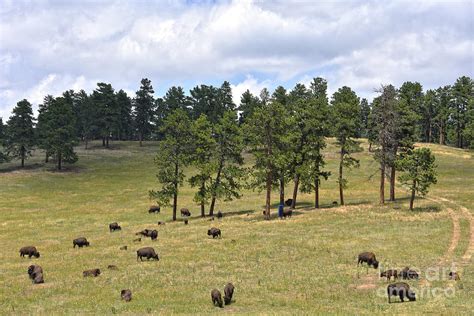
xmin=0 ymin=0 xmax=473 ymax=119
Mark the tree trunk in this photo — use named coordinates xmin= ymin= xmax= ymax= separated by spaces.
xmin=368 ymin=142 xmax=372 ymax=152
xmin=209 ymin=160 xmax=224 ymax=216
xmin=279 ymin=174 xmax=285 ymax=206
xmin=339 ymin=149 xmax=344 ymax=206
xmin=106 ymin=136 xmax=109 ymax=148
xmin=291 ymin=175 xmax=299 ymax=209
xmin=265 ymin=170 xmax=272 ymax=220
xmin=428 ymin=120 xmax=432 ymax=143
xmin=57 ymin=152 xmax=62 ymax=170
xmin=314 ymin=177 xmax=319 ymax=209
xmin=21 ymin=146 xmax=25 ymax=168
xmin=200 ymin=201 xmax=205 ymax=218
xmin=389 ymin=166 xmax=396 ymax=201
xmin=409 ymin=181 xmax=416 ymax=210
xmin=439 ymin=123 xmax=445 ymax=145
xmin=102 ymin=137 xmax=106 ymax=147
xmin=380 ymin=163 xmax=385 ymax=205
xmin=139 ymin=132 xmax=143 ymax=147
xmin=85 ymin=138 xmax=88 ymax=150
xmin=45 ymin=152 xmax=49 ymax=163
xmin=172 ymin=163 xmax=178 ymax=221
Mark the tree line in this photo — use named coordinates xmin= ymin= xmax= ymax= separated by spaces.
xmin=0 ymin=76 xmax=471 ymax=214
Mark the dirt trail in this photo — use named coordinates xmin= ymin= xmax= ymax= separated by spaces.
xmin=437 ymin=207 xmax=461 ymax=265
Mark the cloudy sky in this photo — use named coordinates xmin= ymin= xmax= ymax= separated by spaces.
xmin=0 ymin=0 xmax=473 ymax=119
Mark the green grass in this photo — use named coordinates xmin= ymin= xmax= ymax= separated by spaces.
xmin=0 ymin=139 xmax=472 ymax=314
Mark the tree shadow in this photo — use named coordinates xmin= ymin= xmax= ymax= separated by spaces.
xmin=0 ymin=163 xmax=45 ymax=173
xmin=410 ymin=205 xmax=441 ymax=213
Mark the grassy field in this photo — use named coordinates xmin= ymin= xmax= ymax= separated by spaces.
xmin=0 ymin=139 xmax=472 ymax=314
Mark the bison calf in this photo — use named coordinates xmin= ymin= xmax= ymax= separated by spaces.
xmin=401 ymin=267 xmax=419 ymax=280
xmin=211 ymin=289 xmax=223 ymax=308
xmin=109 ymin=222 xmax=122 ymax=232
xmin=73 ymin=237 xmax=90 ymax=248
xmin=357 ymin=251 xmax=379 ymax=269
xmin=380 ymin=269 xmax=398 ymax=281
xmin=181 ymin=208 xmax=191 ymax=217
xmin=387 ymin=282 xmax=416 ymax=303
xmin=136 ymin=247 xmax=159 ymax=261
xmin=208 ymin=227 xmax=221 ymax=239
xmin=121 ymin=289 xmax=132 ymax=302
xmin=149 ymin=205 xmax=161 ymax=213
xmin=224 ymin=283 xmax=235 ymax=305
xmin=83 ymin=269 xmax=101 ymax=277
xmin=20 ymin=246 xmax=40 ymax=258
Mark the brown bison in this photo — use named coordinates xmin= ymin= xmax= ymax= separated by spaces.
xmin=20 ymin=246 xmax=40 ymax=258
xmin=149 ymin=205 xmax=161 ymax=213
xmin=73 ymin=237 xmax=90 ymax=248
xmin=121 ymin=289 xmax=132 ymax=302
xmin=150 ymin=230 xmax=158 ymax=241
xmin=401 ymin=267 xmax=419 ymax=280
xmin=109 ymin=222 xmax=121 ymax=232
xmin=28 ymin=265 xmax=43 ymax=281
xmin=449 ymin=271 xmax=460 ymax=281
xmin=157 ymin=221 xmax=166 ymax=225
xmin=380 ymin=269 xmax=398 ymax=281
xmin=208 ymin=227 xmax=221 ymax=238
xmin=224 ymin=283 xmax=235 ymax=305
xmin=387 ymin=282 xmax=416 ymax=303
xmin=83 ymin=268 xmax=101 ymax=277
xmin=282 ymin=209 xmax=293 ymax=218
xmin=284 ymin=199 xmax=293 ymax=206
xmin=181 ymin=208 xmax=191 ymax=217
xmin=216 ymin=211 xmax=223 ymax=219
xmin=33 ymin=272 xmax=44 ymax=284
xmin=136 ymin=247 xmax=159 ymax=261
xmin=211 ymin=289 xmax=223 ymax=308
xmin=357 ymin=252 xmax=379 ymax=269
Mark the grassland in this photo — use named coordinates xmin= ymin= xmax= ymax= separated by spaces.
xmin=0 ymin=139 xmax=472 ymax=314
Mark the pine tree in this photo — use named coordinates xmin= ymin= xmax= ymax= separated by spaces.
xmin=92 ymin=83 xmax=119 ymax=147
xmin=116 ymin=90 xmax=133 ymax=140
xmin=237 ymin=89 xmax=260 ymax=124
xmin=397 ymin=148 xmax=437 ymax=210
xmin=0 ymin=118 xmax=8 ymax=163
xmin=359 ymin=98 xmax=371 ymax=138
xmin=450 ymin=76 xmax=472 ymax=148
xmin=133 ymin=78 xmax=155 ymax=146
xmin=331 ymin=86 xmax=361 ymax=205
xmin=5 ymin=99 xmax=35 ymax=167
xmin=150 ymin=109 xmax=193 ymax=221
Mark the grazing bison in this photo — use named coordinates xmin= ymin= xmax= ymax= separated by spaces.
xmin=73 ymin=237 xmax=90 ymax=248
xmin=387 ymin=282 xmax=416 ymax=303
xmin=120 ymin=245 xmax=128 ymax=250
xmin=109 ymin=222 xmax=121 ymax=232
xmin=282 ymin=209 xmax=293 ymax=218
xmin=224 ymin=283 xmax=235 ymax=305
xmin=83 ymin=269 xmax=101 ymax=277
xmin=121 ymin=289 xmax=132 ymax=302
xmin=211 ymin=289 xmax=223 ymax=308
xmin=181 ymin=208 xmax=191 ymax=217
xmin=449 ymin=272 xmax=460 ymax=281
xmin=357 ymin=252 xmax=379 ymax=269
xmin=217 ymin=211 xmax=223 ymax=219
xmin=401 ymin=267 xmax=419 ymax=280
xmin=136 ymin=229 xmax=152 ymax=237
xmin=136 ymin=247 xmax=159 ymax=261
xmin=150 ymin=230 xmax=158 ymax=241
xmin=19 ymin=246 xmax=40 ymax=258
xmin=108 ymin=265 xmax=118 ymax=270
xmin=149 ymin=205 xmax=161 ymax=213
xmin=27 ymin=265 xmax=43 ymax=280
xmin=208 ymin=227 xmax=221 ymax=239
xmin=332 ymin=201 xmax=338 ymax=206
xmin=285 ymin=199 xmax=293 ymax=206
xmin=380 ymin=269 xmax=398 ymax=281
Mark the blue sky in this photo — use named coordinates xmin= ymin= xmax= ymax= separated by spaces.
xmin=0 ymin=0 xmax=473 ymax=119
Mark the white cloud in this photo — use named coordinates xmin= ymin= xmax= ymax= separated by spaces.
xmin=0 ymin=0 xmax=472 ymax=118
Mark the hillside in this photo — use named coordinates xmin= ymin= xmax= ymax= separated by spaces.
xmin=0 ymin=140 xmax=472 ymax=314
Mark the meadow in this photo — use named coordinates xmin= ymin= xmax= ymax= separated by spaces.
xmin=0 ymin=139 xmax=472 ymax=314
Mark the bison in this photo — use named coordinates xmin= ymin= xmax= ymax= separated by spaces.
xmin=33 ymin=272 xmax=44 ymax=284
xmin=136 ymin=247 xmax=159 ymax=261
xmin=224 ymin=283 xmax=235 ymax=305
xmin=157 ymin=221 xmax=165 ymax=225
xmin=149 ymin=205 xmax=161 ymax=213
xmin=73 ymin=237 xmax=90 ymax=248
xmin=83 ymin=268 xmax=101 ymax=277
xmin=216 ymin=211 xmax=223 ymax=219
xmin=282 ymin=209 xmax=293 ymax=218
xmin=181 ymin=208 xmax=191 ymax=217
xmin=449 ymin=271 xmax=460 ymax=281
xmin=208 ymin=227 xmax=221 ymax=239
xmin=380 ymin=269 xmax=398 ymax=281
xmin=401 ymin=267 xmax=419 ymax=280
xmin=19 ymin=246 xmax=40 ymax=258
xmin=109 ymin=222 xmax=122 ymax=232
xmin=284 ymin=199 xmax=293 ymax=206
xmin=211 ymin=289 xmax=223 ymax=308
xmin=136 ymin=229 xmax=152 ymax=237
xmin=184 ymin=219 xmax=188 ymax=225
xmin=121 ymin=289 xmax=132 ymax=302
xmin=387 ymin=282 xmax=416 ymax=303
xmin=357 ymin=251 xmax=379 ymax=269
xmin=28 ymin=265 xmax=43 ymax=280
xmin=150 ymin=230 xmax=158 ymax=241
